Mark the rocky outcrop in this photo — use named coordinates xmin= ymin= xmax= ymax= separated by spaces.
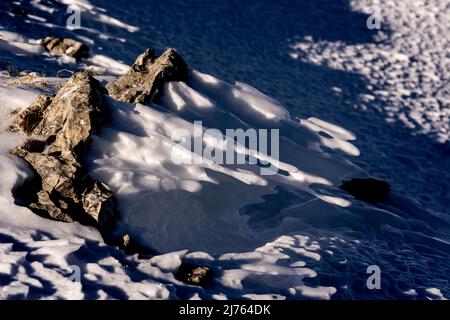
xmin=107 ymin=48 xmax=188 ymax=104
xmin=116 ymin=234 xmax=156 ymax=256
xmin=176 ymin=264 xmax=212 ymax=287
xmin=41 ymin=37 xmax=89 ymax=59
xmin=10 ymin=72 xmax=116 ymax=230
xmin=340 ymin=178 xmax=390 ymax=203
xmin=9 ymin=94 xmax=53 ymax=134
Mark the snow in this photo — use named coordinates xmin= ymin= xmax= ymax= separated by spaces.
xmin=288 ymin=0 xmax=450 ymax=216
xmin=85 ymin=70 xmax=365 ymax=255
xmin=0 ymin=0 xmax=449 ymax=300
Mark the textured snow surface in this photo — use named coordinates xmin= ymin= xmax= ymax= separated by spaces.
xmin=0 ymin=0 xmax=449 ymax=300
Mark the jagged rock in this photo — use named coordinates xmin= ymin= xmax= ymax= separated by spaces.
xmin=340 ymin=178 xmax=390 ymax=203
xmin=11 ymin=7 xmax=31 ymax=17
xmin=9 ymin=94 xmax=52 ymax=134
xmin=10 ymin=72 xmax=116 ymax=229
xmin=107 ymin=48 xmax=188 ymax=104
xmin=82 ymin=181 xmax=116 ymax=229
xmin=22 ymin=139 xmax=46 ymax=153
xmin=176 ymin=264 xmax=212 ymax=287
xmin=118 ymin=234 xmax=156 ymax=256
xmin=41 ymin=37 xmax=89 ymax=59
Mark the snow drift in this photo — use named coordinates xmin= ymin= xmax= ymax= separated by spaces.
xmin=0 ymin=0 xmax=449 ymax=300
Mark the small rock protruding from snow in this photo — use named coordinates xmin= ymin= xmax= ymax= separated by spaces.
xmin=107 ymin=48 xmax=188 ymax=104
xmin=10 ymin=72 xmax=116 ymax=230
xmin=81 ymin=181 xmax=116 ymax=230
xmin=9 ymin=94 xmax=53 ymax=134
xmin=176 ymin=264 xmax=212 ymax=287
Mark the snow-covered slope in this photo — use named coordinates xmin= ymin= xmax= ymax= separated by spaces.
xmin=0 ymin=0 xmax=449 ymax=300
xmin=86 ymin=70 xmax=366 ymax=255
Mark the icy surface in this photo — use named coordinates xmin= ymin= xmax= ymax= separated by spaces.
xmin=0 ymin=0 xmax=449 ymax=300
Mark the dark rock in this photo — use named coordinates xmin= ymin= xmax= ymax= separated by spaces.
xmin=10 ymin=72 xmax=116 ymax=230
xmin=30 ymin=190 xmax=73 ymax=222
xmin=176 ymin=264 xmax=212 ymax=287
xmin=107 ymin=48 xmax=188 ymax=104
xmin=82 ymin=181 xmax=116 ymax=230
xmin=41 ymin=37 xmax=89 ymax=59
xmin=340 ymin=178 xmax=390 ymax=203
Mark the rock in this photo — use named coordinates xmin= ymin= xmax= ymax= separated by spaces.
xmin=107 ymin=48 xmax=188 ymax=104
xmin=10 ymin=72 xmax=117 ymax=230
xmin=82 ymin=181 xmax=116 ymax=230
xmin=176 ymin=264 xmax=212 ymax=287
xmin=118 ymin=234 xmax=156 ymax=256
xmin=41 ymin=37 xmax=89 ymax=59
xmin=9 ymin=94 xmax=52 ymax=134
xmin=22 ymin=139 xmax=46 ymax=153
xmin=340 ymin=178 xmax=390 ymax=203
xmin=11 ymin=7 xmax=31 ymax=17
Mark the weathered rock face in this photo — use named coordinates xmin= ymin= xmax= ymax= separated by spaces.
xmin=10 ymin=72 xmax=116 ymax=230
xmin=107 ymin=48 xmax=188 ymax=104
xmin=176 ymin=264 xmax=212 ymax=287
xmin=41 ymin=37 xmax=89 ymax=59
xmin=340 ymin=178 xmax=390 ymax=203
